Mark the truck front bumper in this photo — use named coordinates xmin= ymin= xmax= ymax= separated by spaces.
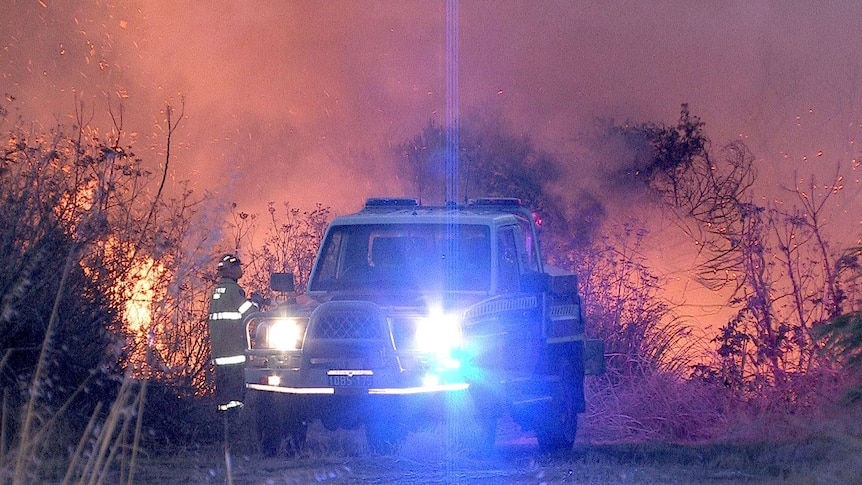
xmin=245 ymin=352 xmax=471 ymax=430
xmin=244 ymin=351 xmax=469 ymax=396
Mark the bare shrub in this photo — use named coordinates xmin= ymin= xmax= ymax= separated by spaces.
xmin=0 ymin=103 xmax=127 ymax=454
xmin=226 ymin=202 xmax=331 ymax=300
xmin=0 ymin=96 xmax=217 ymax=480
xmin=246 ymin=202 xmax=331 ymax=298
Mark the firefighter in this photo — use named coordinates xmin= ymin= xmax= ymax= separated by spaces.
xmin=208 ymin=254 xmax=259 ymax=411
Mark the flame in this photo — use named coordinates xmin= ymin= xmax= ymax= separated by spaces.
xmin=123 ymin=257 xmax=162 ymax=334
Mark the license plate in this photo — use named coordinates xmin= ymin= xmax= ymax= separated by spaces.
xmin=327 ymin=370 xmax=373 ymax=387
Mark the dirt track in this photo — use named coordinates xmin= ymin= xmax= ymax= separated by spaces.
xmin=122 ymin=420 xmax=860 ymax=485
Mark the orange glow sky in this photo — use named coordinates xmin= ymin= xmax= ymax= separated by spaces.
xmin=2 ymin=1 xmax=861 ymax=321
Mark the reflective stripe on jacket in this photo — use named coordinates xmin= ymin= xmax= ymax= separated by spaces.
xmin=209 ymin=311 xmax=243 ymax=320
xmin=214 ymin=355 xmax=246 ymax=366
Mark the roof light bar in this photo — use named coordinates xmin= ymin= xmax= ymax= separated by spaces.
xmin=364 ymin=198 xmax=420 ymax=208
xmin=468 ymin=197 xmax=523 ymax=207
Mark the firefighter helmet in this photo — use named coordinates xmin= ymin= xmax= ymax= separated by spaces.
xmin=217 ymin=254 xmax=242 ymax=279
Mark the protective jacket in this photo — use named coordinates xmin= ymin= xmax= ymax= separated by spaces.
xmin=208 ymin=277 xmax=258 ymax=365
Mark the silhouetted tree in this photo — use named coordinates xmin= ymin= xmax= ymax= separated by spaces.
xmin=395 ymin=115 xmax=568 ymax=236
xmin=1 ymin=104 xmax=122 ymax=436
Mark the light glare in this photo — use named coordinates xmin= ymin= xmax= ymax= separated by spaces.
xmin=414 ymin=307 xmax=462 ymax=354
xmin=266 ymin=318 xmax=302 ymax=350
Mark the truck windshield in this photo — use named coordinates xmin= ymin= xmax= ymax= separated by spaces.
xmin=310 ymin=223 xmax=491 ymax=292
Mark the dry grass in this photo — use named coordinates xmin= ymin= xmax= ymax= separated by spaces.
xmin=5 ymin=364 xmax=862 ymax=484
xmin=111 ymin=412 xmax=862 ymax=484
xmin=580 ymin=372 xmax=731 ymax=444
xmin=0 ymin=376 xmax=147 ymax=485
xmin=114 ymin=369 xmax=862 ymax=483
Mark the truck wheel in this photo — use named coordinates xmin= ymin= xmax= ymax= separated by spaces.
xmin=465 ymin=387 xmax=499 ymax=454
xmin=536 ymin=414 xmax=577 ymax=453
xmin=282 ymin=419 xmax=308 ymax=456
xmin=259 ymin=416 xmax=307 ymax=457
xmin=255 ymin=392 xmax=307 ymax=457
xmin=536 ymin=359 xmax=579 ymax=453
xmin=259 ymin=420 xmax=280 ymax=458
xmin=475 ymin=416 xmax=498 ymax=454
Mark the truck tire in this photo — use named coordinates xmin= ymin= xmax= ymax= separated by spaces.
xmin=467 ymin=386 xmax=500 ymax=454
xmin=535 ymin=357 xmax=579 ymax=453
xmin=254 ymin=392 xmax=307 ymax=457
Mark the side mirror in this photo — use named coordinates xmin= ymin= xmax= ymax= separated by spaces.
xmin=270 ymin=273 xmax=295 ymax=293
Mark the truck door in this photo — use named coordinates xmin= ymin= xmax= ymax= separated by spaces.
xmin=495 ymin=226 xmax=542 ymax=379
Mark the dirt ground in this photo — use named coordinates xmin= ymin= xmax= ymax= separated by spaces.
xmin=121 ymin=417 xmax=862 ymax=485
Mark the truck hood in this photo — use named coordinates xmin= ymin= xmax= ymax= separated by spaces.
xmin=301 ymin=290 xmax=489 ymax=314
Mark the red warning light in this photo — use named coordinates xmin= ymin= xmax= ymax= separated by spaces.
xmin=532 ymin=211 xmax=543 ymax=227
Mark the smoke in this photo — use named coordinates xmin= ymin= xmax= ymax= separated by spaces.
xmin=2 ymin=1 xmax=861 ymax=229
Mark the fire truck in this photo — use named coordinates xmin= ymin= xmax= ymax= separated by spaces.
xmin=242 ymin=198 xmax=603 ymax=454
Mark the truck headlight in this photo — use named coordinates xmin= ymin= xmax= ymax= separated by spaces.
xmin=255 ymin=317 xmax=306 ymax=350
xmin=414 ymin=309 xmax=462 ymax=358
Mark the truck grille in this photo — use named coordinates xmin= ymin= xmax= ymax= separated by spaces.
xmin=308 ymin=302 xmax=385 ymax=339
